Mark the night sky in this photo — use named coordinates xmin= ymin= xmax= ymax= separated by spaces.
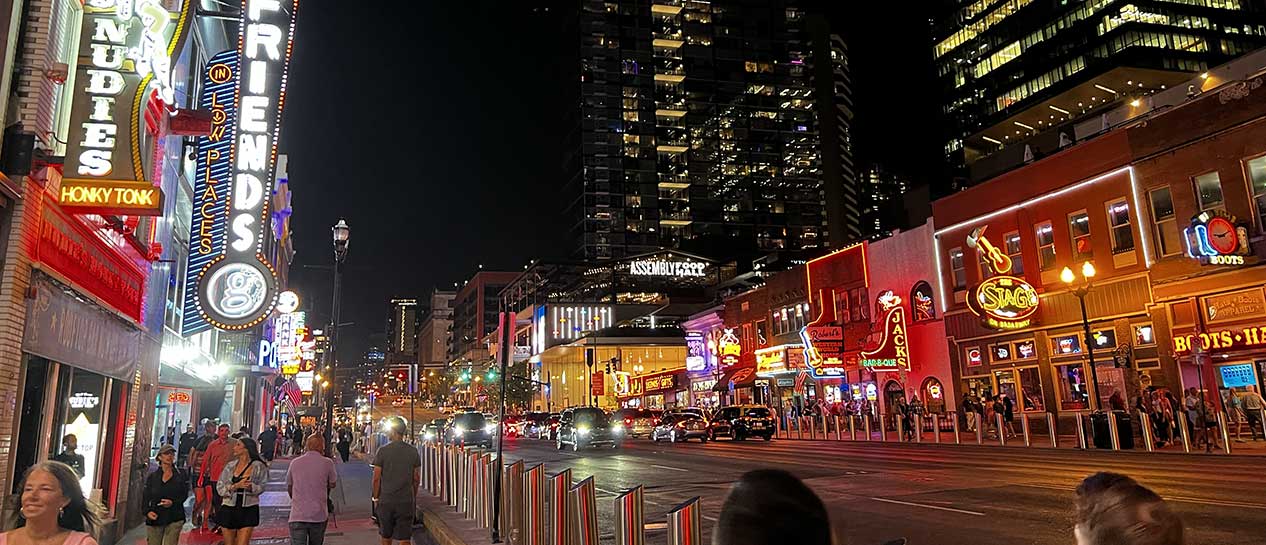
xmin=280 ymin=1 xmax=941 ymax=363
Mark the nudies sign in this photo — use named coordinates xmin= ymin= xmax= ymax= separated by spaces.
xmin=194 ymin=0 xmax=299 ymax=330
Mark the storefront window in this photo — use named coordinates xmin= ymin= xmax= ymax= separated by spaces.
xmin=964 ymin=376 xmax=994 ymax=400
xmin=921 ymin=378 xmax=946 ymax=413
xmin=1092 ymin=329 xmax=1117 ymax=350
xmin=991 ymin=343 xmax=1013 ymax=362
xmin=994 ymin=370 xmax=1018 ymax=408
xmin=644 ymin=394 xmax=665 ymax=410
xmin=58 ymin=368 xmax=108 ymax=495
xmin=1016 ymin=367 xmax=1045 ymax=412
xmin=1133 ymin=324 xmax=1155 ymax=345
xmin=1052 ymin=333 xmax=1082 ymax=354
xmin=1015 ymin=340 xmax=1036 ymax=359
xmin=1057 ymin=364 xmax=1090 ymax=410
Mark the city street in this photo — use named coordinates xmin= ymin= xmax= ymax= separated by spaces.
xmin=492 ymin=436 xmax=1266 ymax=545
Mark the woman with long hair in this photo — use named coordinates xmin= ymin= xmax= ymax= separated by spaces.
xmin=2 ymin=461 xmax=102 ymax=545
xmin=216 ymin=438 xmax=268 ymax=545
xmin=143 ymin=445 xmax=187 ymax=545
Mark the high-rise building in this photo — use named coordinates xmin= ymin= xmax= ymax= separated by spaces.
xmin=807 ymin=16 xmax=858 ymax=245
xmin=934 ymin=0 xmax=1266 ymax=181
xmin=561 ymin=0 xmax=857 ymax=261
xmin=417 ymin=289 xmax=456 ymax=370
xmin=386 ymin=298 xmax=419 ymax=362
xmin=859 ymin=164 xmax=910 ymax=241
xmin=451 ymin=272 xmax=520 ymax=362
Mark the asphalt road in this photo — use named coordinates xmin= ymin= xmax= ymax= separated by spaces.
xmin=494 ymin=434 xmax=1266 ymax=545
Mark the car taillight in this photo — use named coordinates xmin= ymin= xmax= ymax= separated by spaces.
xmin=624 ymin=418 xmax=632 ymax=426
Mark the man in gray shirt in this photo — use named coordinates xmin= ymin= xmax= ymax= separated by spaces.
xmin=372 ymin=417 xmax=421 ymax=545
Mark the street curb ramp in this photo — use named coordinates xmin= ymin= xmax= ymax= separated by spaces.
xmin=416 ymin=495 xmax=491 ymax=545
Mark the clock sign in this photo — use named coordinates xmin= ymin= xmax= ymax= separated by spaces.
xmin=1185 ymin=210 xmax=1250 ymax=266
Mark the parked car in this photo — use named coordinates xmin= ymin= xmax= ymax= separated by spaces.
xmin=666 ymin=407 xmax=707 ymax=421
xmin=613 ymin=408 xmax=662 ymax=438
xmin=448 ymin=411 xmax=494 ymax=448
xmin=541 ymin=413 xmax=562 ymax=440
xmin=556 ymin=407 xmax=622 ymax=451
xmin=518 ymin=412 xmax=551 ymax=438
xmin=708 ymin=405 xmax=775 ymax=441
xmin=422 ymin=418 xmax=448 ymax=443
xmin=651 ymin=413 xmax=709 ymax=443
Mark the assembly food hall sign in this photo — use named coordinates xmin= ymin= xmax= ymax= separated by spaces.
xmin=61 ymin=0 xmax=194 ymax=216
xmin=965 ymin=226 xmax=1040 ymax=330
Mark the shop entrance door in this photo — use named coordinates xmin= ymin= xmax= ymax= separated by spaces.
xmin=13 ymin=357 xmax=52 ymax=495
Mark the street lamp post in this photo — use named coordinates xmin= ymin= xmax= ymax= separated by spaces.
xmin=324 ymin=219 xmax=350 ymax=449
xmin=1061 ymin=262 xmax=1100 ymax=411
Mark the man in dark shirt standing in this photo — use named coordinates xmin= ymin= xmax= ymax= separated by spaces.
xmin=51 ymin=434 xmax=85 ymax=477
xmin=178 ymin=425 xmax=198 ymax=468
xmin=372 ymin=417 xmax=420 ymax=545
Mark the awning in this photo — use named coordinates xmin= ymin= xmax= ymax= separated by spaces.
xmin=713 ymin=367 xmax=758 ymax=392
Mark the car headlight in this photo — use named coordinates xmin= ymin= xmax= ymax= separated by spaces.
xmin=485 ymin=423 xmax=496 ymax=433
xmin=453 ymin=426 xmax=465 ymax=436
xmin=576 ymin=426 xmax=590 ymax=436
xmin=612 ymin=424 xmax=624 ymax=434
xmin=424 ymin=432 xmax=436 ymax=440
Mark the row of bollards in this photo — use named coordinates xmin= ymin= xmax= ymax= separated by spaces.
xmin=420 ymin=442 xmax=705 ymax=545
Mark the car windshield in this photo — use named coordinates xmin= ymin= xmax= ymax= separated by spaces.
xmin=572 ymin=409 xmax=609 ymax=426
xmin=744 ymin=407 xmax=771 ymax=418
xmin=453 ymin=413 xmax=486 ymax=429
xmin=614 ymin=409 xmax=639 ymax=420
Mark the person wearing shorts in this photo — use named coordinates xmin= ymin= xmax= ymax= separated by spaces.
xmin=372 ymin=417 xmax=420 ymax=545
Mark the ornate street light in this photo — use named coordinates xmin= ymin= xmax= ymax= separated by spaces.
xmin=1061 ymin=261 xmax=1100 ymax=411
xmin=324 ymin=219 xmax=350 ymax=450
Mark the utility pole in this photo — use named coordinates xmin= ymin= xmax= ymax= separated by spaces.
xmin=491 ymin=312 xmax=513 ymax=543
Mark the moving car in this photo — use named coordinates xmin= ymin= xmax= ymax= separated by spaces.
xmin=708 ymin=405 xmax=776 ymax=441
xmin=540 ymin=413 xmax=562 ymax=440
xmin=556 ymin=407 xmax=622 ymax=451
xmin=518 ymin=412 xmax=552 ymax=438
xmin=666 ymin=407 xmax=707 ymax=421
xmin=448 ymin=411 xmax=495 ymax=448
xmin=422 ymin=418 xmax=448 ymax=443
xmin=613 ymin=408 xmax=661 ymax=438
xmin=651 ymin=413 xmax=709 ymax=443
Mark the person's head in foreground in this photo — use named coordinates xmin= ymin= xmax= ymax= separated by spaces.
xmin=6 ymin=461 xmax=100 ymax=533
xmin=713 ymin=469 xmax=830 ymax=545
xmin=1075 ymin=472 xmax=1184 ymax=545
xmin=386 ymin=416 xmax=406 ymax=440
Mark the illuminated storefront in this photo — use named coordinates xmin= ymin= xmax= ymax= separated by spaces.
xmin=534 ymin=340 xmax=687 ymax=411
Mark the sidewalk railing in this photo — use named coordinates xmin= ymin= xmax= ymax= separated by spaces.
xmin=419 ymin=442 xmax=706 ymax=544
xmin=773 ymin=408 xmax=1266 ymax=455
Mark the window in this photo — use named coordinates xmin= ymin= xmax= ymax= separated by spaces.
xmin=1014 ymin=339 xmax=1036 ymax=359
xmin=1056 ymin=363 xmax=1090 ymax=410
xmin=1004 ymin=232 xmax=1024 ymax=275
xmin=1016 ymin=367 xmax=1045 ymax=412
xmin=1133 ymin=323 xmax=1155 ymax=346
xmin=1106 ymin=199 xmax=1134 ymax=254
xmin=1194 ymin=171 xmax=1224 ymax=212
xmin=1052 ymin=333 xmax=1082 ymax=355
xmin=978 ymin=251 xmax=995 ymax=280
xmin=1068 ymin=211 xmax=1093 ymax=259
xmin=990 ymin=343 xmax=1013 ymax=362
xmin=1091 ymin=329 xmax=1117 ymax=350
xmin=1246 ymin=156 xmax=1266 ymax=232
xmin=950 ymin=247 xmax=966 ymax=289
xmin=1036 ymin=222 xmax=1056 ymax=270
xmin=1148 ymin=187 xmax=1182 ymax=256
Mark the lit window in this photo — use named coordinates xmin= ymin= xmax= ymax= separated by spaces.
xmin=1036 ymin=222 xmax=1056 ymax=271
xmin=1194 ymin=171 xmax=1224 ymax=212
xmin=1148 ymin=187 xmax=1181 ymax=256
xmin=950 ymin=247 xmax=966 ymax=290
xmin=1052 ymin=333 xmax=1082 ymax=354
xmin=1106 ymin=199 xmax=1134 ymax=254
xmin=1133 ymin=324 xmax=1155 ymax=346
xmin=1004 ymin=231 xmax=1024 ymax=275
xmin=1069 ymin=211 xmax=1092 ymax=259
xmin=1092 ymin=329 xmax=1117 ymax=349
xmin=978 ymin=251 xmax=994 ymax=280
xmin=1245 ymin=156 xmax=1266 ymax=232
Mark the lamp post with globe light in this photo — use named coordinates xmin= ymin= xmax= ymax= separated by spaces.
xmin=1061 ymin=261 xmax=1101 ymax=411
xmin=324 ymin=219 xmax=350 ymax=449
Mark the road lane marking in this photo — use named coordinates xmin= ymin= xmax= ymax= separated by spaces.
xmin=651 ymin=464 xmax=689 ymax=472
xmin=869 ymin=497 xmax=985 ymax=516
xmin=702 ymin=515 xmax=718 ymax=522
xmin=1017 ymin=484 xmax=1266 ymax=510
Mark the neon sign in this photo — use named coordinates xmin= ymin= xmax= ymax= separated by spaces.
xmin=1184 ymin=210 xmax=1250 ymax=266
xmin=629 ymin=260 xmax=707 ymax=277
xmin=718 ymin=328 xmax=741 ymax=367
xmin=60 ymin=0 xmax=194 ymax=213
xmin=1173 ymin=325 xmax=1266 ymax=355
xmin=195 ymin=0 xmax=299 ymax=330
xmin=755 ymin=345 xmax=803 ymax=376
xmin=685 ymin=331 xmax=707 ymax=371
xmin=964 ymin=226 xmax=1040 ymax=330
xmin=276 ymin=290 xmax=300 ymax=313
xmin=860 ymin=296 xmax=909 ymax=372
xmin=166 ymin=391 xmax=191 ymax=404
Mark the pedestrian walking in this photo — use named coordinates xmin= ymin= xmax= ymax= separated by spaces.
xmin=371 ymin=417 xmax=421 ymax=545
xmin=259 ymin=426 xmax=279 ymax=462
xmin=194 ymin=423 xmax=233 ymax=530
xmin=1241 ymin=385 xmax=1265 ymax=440
xmin=1223 ymin=389 xmax=1244 ymax=441
xmin=178 ymin=425 xmax=198 ymax=469
xmin=143 ymin=445 xmax=188 ymax=545
xmin=1073 ymin=472 xmax=1183 ymax=545
xmin=292 ymin=426 xmax=304 ymax=456
xmin=336 ymin=429 xmax=351 ymax=463
xmin=962 ymin=394 xmax=978 ymax=432
xmin=713 ymin=469 xmax=831 ymax=545
xmin=2 ymin=461 xmax=101 ymax=544
xmin=286 ymin=434 xmax=338 ymax=545
xmin=216 ymin=438 xmax=268 ymax=545
xmin=51 ymin=434 xmax=86 ymax=478
xmin=1183 ymin=388 xmax=1200 ymax=444
xmin=1001 ymin=394 xmax=1017 ymax=438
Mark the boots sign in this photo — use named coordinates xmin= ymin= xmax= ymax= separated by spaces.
xmin=60 ymin=0 xmax=195 ymax=215
xmin=194 ymin=0 xmax=299 ymax=331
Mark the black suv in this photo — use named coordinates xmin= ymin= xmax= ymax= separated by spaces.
xmin=556 ymin=407 xmax=622 ymax=451
xmin=708 ymin=405 xmax=775 ymax=441
xmin=448 ymin=411 xmax=493 ymax=448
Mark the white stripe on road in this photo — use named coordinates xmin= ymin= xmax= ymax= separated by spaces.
xmin=650 ymin=464 xmax=689 ymax=472
xmin=1018 ymin=484 xmax=1266 ymax=510
xmin=702 ymin=515 xmax=718 ymax=522
xmin=869 ymin=497 xmax=985 ymax=516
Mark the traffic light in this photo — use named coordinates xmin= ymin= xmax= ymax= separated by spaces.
xmin=485 ymin=368 xmax=496 ymax=380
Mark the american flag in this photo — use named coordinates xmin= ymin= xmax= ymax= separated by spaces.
xmin=278 ymin=379 xmax=302 ymax=407
xmin=795 ymin=371 xmax=809 ymax=391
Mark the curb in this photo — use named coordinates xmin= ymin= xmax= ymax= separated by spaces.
xmin=420 ymin=508 xmax=468 ymax=545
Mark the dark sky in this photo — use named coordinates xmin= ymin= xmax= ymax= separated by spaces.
xmin=281 ymin=1 xmax=941 ymax=363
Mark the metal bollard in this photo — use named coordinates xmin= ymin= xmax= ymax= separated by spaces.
xmin=809 ymin=416 xmax=818 ymax=440
xmin=1021 ymin=414 xmax=1032 ymax=447
xmin=796 ymin=417 xmax=804 ymax=440
xmin=666 ymin=497 xmax=702 ymax=545
xmin=1047 ymin=413 xmax=1058 ymax=448
xmin=524 ymin=464 xmax=547 ymax=545
xmin=953 ymin=411 xmax=962 ymax=445
xmin=1218 ymin=412 xmax=1232 ymax=454
xmin=448 ymin=448 xmax=460 ymax=507
xmin=1108 ymin=412 xmax=1121 ymax=451
xmin=879 ymin=413 xmax=889 ymax=442
xmin=896 ymin=414 xmax=905 ymax=442
xmin=501 ymin=460 xmax=525 ymax=541
xmin=822 ymin=413 xmax=830 ymax=439
xmin=1075 ymin=413 xmax=1088 ymax=450
xmin=834 ymin=416 xmax=842 ymax=441
xmin=472 ymin=455 xmax=487 ymax=524
xmin=1139 ymin=412 xmax=1155 ymax=453
xmin=975 ymin=418 xmax=984 ymax=445
xmin=849 ymin=415 xmax=857 ymax=440
xmin=549 ymin=469 xmax=572 ymax=545
xmin=569 ymin=477 xmax=598 ymax=545
xmin=864 ymin=414 xmax=872 ymax=441
xmin=932 ymin=414 xmax=941 ymax=444
xmin=613 ymin=486 xmax=645 ymax=545
xmin=996 ymin=413 xmax=1007 ymax=446
xmin=1177 ymin=412 xmax=1192 ymax=453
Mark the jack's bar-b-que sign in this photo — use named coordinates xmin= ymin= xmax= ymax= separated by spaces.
xmin=60 ymin=0 xmax=195 ymax=215
xmin=194 ymin=0 xmax=299 ymax=331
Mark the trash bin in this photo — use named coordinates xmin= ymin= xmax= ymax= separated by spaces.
xmin=1089 ymin=411 xmax=1135 ymax=449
